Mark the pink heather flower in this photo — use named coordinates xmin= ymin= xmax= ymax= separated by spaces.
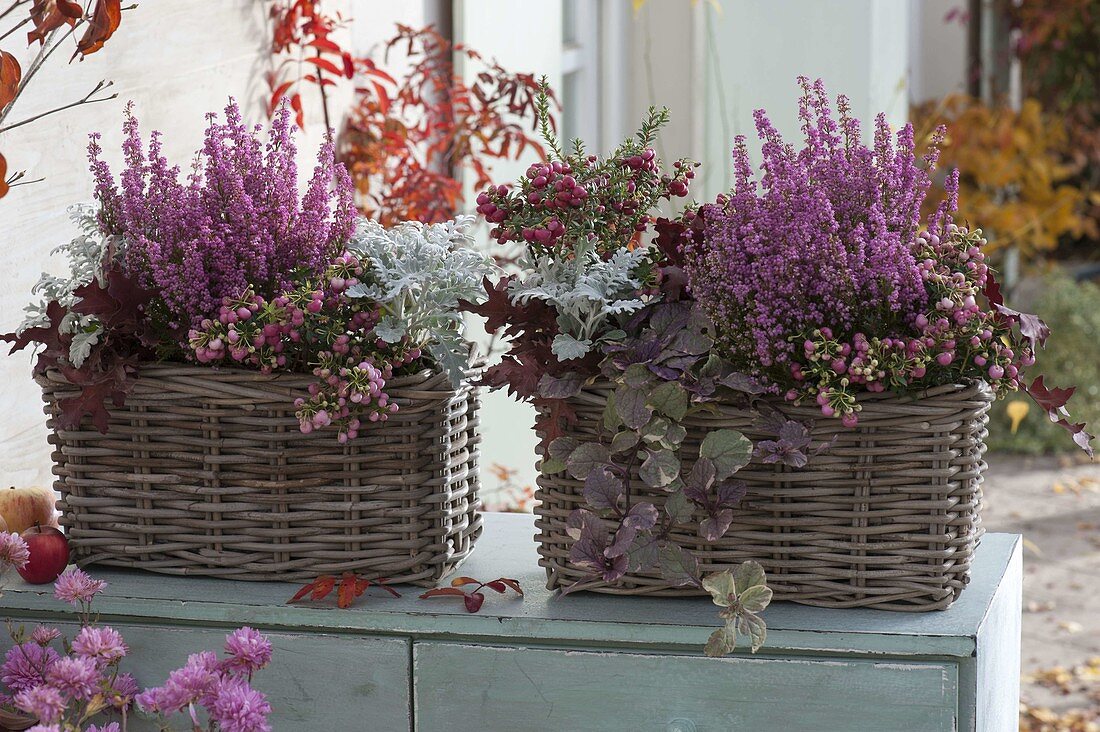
xmin=53 ymin=568 xmax=107 ymax=606
xmin=30 ymin=626 xmax=61 ymax=646
xmin=2 ymin=642 xmax=60 ymax=693
xmin=91 ymin=99 xmax=355 ymax=328
xmin=71 ymin=626 xmax=128 ymax=667
xmin=223 ymin=627 xmax=272 ymax=676
xmin=209 ymin=677 xmax=272 ymax=732
xmin=0 ymin=531 xmax=30 ymax=570
xmin=45 ymin=656 xmax=101 ymax=700
xmin=13 ymin=685 xmax=65 ymax=723
xmin=86 ymin=724 xmax=122 ymax=732
xmin=685 ymin=78 xmax=929 ymax=374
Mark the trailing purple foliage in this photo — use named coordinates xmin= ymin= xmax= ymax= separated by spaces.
xmin=88 ymin=99 xmax=355 ymax=330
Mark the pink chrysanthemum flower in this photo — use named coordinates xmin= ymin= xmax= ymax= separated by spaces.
xmin=86 ymin=724 xmax=122 ymax=732
xmin=209 ymin=677 xmax=272 ymax=732
xmin=25 ymin=724 xmax=62 ymax=732
xmin=71 ymin=626 xmax=128 ymax=667
xmin=222 ymin=627 xmax=272 ymax=676
xmin=2 ymin=642 xmax=60 ymax=693
xmin=0 ymin=531 xmax=30 ymax=570
xmin=30 ymin=626 xmax=61 ymax=646
xmin=53 ymin=568 xmax=107 ymax=606
xmin=45 ymin=656 xmax=100 ymax=700
xmin=108 ymin=671 xmax=139 ymax=709
xmin=136 ymin=651 xmax=219 ymax=715
xmin=13 ymin=685 xmax=65 ymax=724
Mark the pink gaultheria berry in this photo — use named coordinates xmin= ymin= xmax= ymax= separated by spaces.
xmin=988 ymin=364 xmax=1005 ymax=380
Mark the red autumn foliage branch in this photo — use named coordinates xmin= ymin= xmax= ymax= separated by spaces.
xmin=264 ymin=4 xmax=552 ymax=226
xmin=265 ymin=0 xmax=354 ymax=130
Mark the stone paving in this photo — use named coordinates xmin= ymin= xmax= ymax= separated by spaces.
xmin=982 ymin=453 xmax=1100 ymax=717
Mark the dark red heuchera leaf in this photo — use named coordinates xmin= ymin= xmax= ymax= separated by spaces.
xmin=983 ymin=275 xmax=1050 ymax=352
xmin=460 ymin=275 xmax=596 ymax=450
xmin=1024 ymin=376 xmax=1094 ymax=457
xmin=2 ymin=265 xmax=156 ymax=433
xmin=417 ymin=576 xmax=523 ymax=613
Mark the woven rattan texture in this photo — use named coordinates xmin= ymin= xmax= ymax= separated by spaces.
xmin=535 ymin=381 xmax=993 ymax=610
xmin=39 ymin=363 xmax=482 ymax=584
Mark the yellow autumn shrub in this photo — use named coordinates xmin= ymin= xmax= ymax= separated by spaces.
xmin=912 ymin=96 xmax=1091 ymax=259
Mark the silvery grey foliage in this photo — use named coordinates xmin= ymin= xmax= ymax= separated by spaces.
xmin=508 ymin=244 xmax=647 ymax=361
xmin=20 ymin=204 xmax=122 ymax=367
xmin=346 ymin=215 xmax=497 ymax=385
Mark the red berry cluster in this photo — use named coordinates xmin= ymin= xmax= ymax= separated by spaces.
xmin=475 ymin=141 xmax=696 ymax=255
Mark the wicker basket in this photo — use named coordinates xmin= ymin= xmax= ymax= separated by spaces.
xmin=535 ymin=381 xmax=993 ymax=610
xmin=38 ymin=363 xmax=482 ymax=584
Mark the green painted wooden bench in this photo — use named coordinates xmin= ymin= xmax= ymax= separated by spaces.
xmin=0 ymin=513 xmax=1021 ymax=731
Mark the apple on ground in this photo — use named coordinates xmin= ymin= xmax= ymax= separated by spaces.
xmin=0 ymin=486 xmax=58 ymax=535
xmin=17 ymin=525 xmax=69 ymax=585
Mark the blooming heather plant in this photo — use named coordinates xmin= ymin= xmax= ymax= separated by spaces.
xmin=5 ymin=101 xmax=487 ymax=441
xmin=684 ymin=78 xmax=1092 ymax=452
xmin=90 ymin=100 xmax=356 ymax=332
xmin=1 ymin=568 xmax=274 ymax=732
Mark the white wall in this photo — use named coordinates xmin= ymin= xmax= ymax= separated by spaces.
xmin=0 ymin=0 xmax=352 ymax=486
xmin=908 ymin=0 xmax=969 ymax=103
xmin=699 ymin=0 xmax=910 ymax=198
xmin=454 ymin=0 xmax=564 ymax=497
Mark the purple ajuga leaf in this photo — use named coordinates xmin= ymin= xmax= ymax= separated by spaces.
xmin=700 ymin=508 xmax=735 ymax=542
xmin=583 ymin=466 xmax=624 ymax=510
xmin=716 ymin=480 xmax=747 ymax=508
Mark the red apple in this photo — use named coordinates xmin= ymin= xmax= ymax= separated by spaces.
xmin=0 ymin=486 xmax=57 ymax=535
xmin=17 ymin=525 xmax=69 ymax=585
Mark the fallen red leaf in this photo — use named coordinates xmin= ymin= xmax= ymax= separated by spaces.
xmin=450 ymin=576 xmax=480 ymax=587
xmin=418 ymin=587 xmax=467 ymax=599
xmin=73 ymin=0 xmax=122 ymax=60
xmin=0 ymin=152 xmax=8 ymax=200
xmin=463 ymin=593 xmax=485 ymax=613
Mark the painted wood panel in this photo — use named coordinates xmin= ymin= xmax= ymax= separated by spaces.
xmin=413 ymin=642 xmax=959 ymax=732
xmin=0 ymin=515 xmax=1022 ymax=659
xmin=3 ymin=619 xmax=412 ymax=731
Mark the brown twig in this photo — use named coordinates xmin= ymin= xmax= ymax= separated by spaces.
xmin=0 ymin=79 xmax=117 ymax=133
